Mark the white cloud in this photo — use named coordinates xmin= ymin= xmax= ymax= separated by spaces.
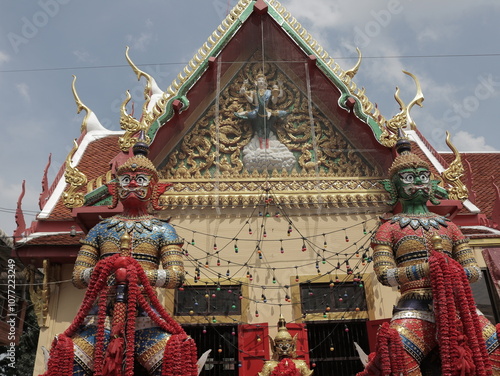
xmin=450 ymin=130 xmax=496 ymax=152
xmin=0 ymin=50 xmax=10 ymax=64
xmin=125 ymin=32 xmax=154 ymax=51
xmin=16 ymin=83 xmax=30 ymax=102
xmin=72 ymin=49 xmax=98 ymax=63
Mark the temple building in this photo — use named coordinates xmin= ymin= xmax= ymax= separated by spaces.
xmin=10 ymin=0 xmax=500 ymax=375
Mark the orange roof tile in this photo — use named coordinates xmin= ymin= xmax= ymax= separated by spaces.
xmin=48 ymin=135 xmax=121 ymax=221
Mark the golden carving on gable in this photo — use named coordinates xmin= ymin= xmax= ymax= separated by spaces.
xmin=158 ymin=61 xmax=387 ymax=210
xmin=161 ymin=61 xmax=382 ymax=179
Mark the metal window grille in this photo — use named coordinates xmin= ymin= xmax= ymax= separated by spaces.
xmin=182 ymin=324 xmax=239 ymax=376
xmin=300 ymin=281 xmax=367 ymax=313
xmin=306 ymin=320 xmax=369 ymax=376
xmin=176 ymin=285 xmax=241 ymax=316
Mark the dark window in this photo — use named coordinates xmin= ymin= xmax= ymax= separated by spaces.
xmin=300 ymin=281 xmax=367 ymax=314
xmin=175 ymin=285 xmax=241 ymax=316
xmin=470 ymin=268 xmax=500 ymax=324
xmin=182 ymin=324 xmax=238 ymax=376
xmin=306 ymin=320 xmax=369 ymax=376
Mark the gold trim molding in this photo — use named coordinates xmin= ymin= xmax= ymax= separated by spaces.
xmin=160 ymin=176 xmax=388 ymax=210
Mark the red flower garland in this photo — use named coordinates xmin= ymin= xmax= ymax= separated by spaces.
xmin=356 ymin=322 xmax=404 ymax=376
xmin=41 ymin=254 xmax=198 ymax=376
xmin=270 ymin=358 xmax=300 ymax=376
xmin=429 ymin=249 xmax=492 ymax=376
xmin=41 ymin=334 xmax=74 ymax=376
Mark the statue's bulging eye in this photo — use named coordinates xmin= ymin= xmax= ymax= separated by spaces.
xmin=419 ymin=173 xmax=429 ymax=183
xmin=119 ymin=176 xmax=131 ymax=186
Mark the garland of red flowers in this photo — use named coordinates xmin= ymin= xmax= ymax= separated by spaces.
xmin=270 ymin=358 xmax=300 ymax=376
xmin=356 ymin=322 xmax=405 ymax=376
xmin=429 ymin=249 xmax=492 ymax=376
xmin=41 ymin=254 xmax=198 ymax=376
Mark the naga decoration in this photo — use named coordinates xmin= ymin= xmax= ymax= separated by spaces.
xmin=72 ymin=75 xmax=107 ymax=133
xmin=118 ymin=47 xmax=161 ymax=152
xmin=258 ymin=316 xmax=313 ymax=376
xmin=441 ymin=131 xmax=469 ymax=201
xmin=42 ymin=140 xmax=198 ymax=376
xmin=380 ymin=70 xmax=424 ymax=148
xmin=343 ymin=47 xmax=362 ymax=80
xmin=63 ymin=140 xmax=87 ymax=209
xmin=357 ymin=132 xmax=500 ymax=376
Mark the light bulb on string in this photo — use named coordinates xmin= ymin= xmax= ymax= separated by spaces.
xmin=280 ymin=239 xmax=284 ymax=254
xmin=234 ymin=239 xmax=239 ymax=253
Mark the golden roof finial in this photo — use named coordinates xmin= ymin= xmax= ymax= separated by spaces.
xmin=386 ymin=70 xmax=424 ymax=133
xmin=344 ymin=47 xmax=362 ymax=79
xmin=71 ymin=75 xmax=91 ymax=133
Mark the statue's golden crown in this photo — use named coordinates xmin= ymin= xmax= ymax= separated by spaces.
xmin=116 ymin=141 xmax=158 ymax=180
xmin=388 ymin=151 xmax=429 ymax=178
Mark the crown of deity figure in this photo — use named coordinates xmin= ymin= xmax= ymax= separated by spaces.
xmin=116 ymin=138 xmax=159 ymax=181
xmin=388 ymin=130 xmax=429 ymax=178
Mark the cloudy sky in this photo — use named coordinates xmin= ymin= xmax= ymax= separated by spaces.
xmin=1 ymin=0 xmax=499 ymax=236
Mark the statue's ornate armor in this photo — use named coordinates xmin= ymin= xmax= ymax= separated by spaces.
xmin=372 ymin=213 xmax=499 ymax=373
xmin=73 ymin=215 xmax=184 ymax=289
xmin=70 ymin=216 xmax=185 ymax=375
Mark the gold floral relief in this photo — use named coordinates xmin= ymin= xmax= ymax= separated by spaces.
xmin=160 ymin=61 xmax=381 ymax=179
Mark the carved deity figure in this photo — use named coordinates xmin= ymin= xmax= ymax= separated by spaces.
xmin=258 ymin=316 xmax=313 ymax=376
xmin=235 ymin=73 xmax=288 ymax=149
xmin=42 ymin=141 xmax=198 ymax=376
xmin=358 ymin=135 xmax=500 ymax=376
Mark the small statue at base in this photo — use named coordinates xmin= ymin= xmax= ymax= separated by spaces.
xmin=258 ymin=316 xmax=313 ymax=376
